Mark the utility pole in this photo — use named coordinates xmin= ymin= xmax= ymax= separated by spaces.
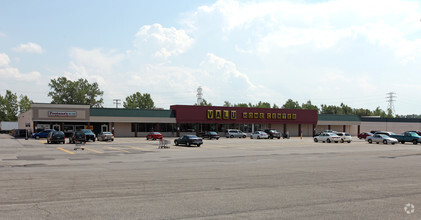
xmin=196 ymin=86 xmax=203 ymax=105
xmin=113 ymin=99 xmax=121 ymax=108
xmin=386 ymin=92 xmax=396 ymax=116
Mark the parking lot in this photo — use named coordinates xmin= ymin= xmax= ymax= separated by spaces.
xmin=1 ymin=135 xmax=421 ymax=219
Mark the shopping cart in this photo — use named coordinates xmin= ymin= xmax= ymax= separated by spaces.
xmin=158 ymin=139 xmax=170 ymax=149
xmin=74 ymin=141 xmax=86 ymax=150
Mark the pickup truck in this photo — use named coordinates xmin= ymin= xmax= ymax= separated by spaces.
xmin=390 ymin=132 xmax=421 ymax=144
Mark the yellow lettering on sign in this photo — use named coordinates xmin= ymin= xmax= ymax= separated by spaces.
xmin=249 ymin=112 xmax=253 ymax=118
xmin=267 ymin=113 xmax=271 ymax=119
xmin=216 ymin=110 xmax=221 ymax=119
xmin=277 ymin=113 xmax=282 ymax=119
xmin=282 ymin=113 xmax=287 ymax=119
xmin=243 ymin=112 xmax=247 ymax=119
xmin=207 ymin=110 xmax=214 ymax=119
xmin=223 ymin=110 xmax=229 ymax=119
xmin=231 ymin=111 xmax=237 ymax=119
xmin=259 ymin=113 xmax=264 ymax=119
xmin=287 ymin=114 xmax=291 ymax=119
xmin=292 ymin=114 xmax=296 ymax=120
xmin=272 ymin=113 xmax=276 ymax=119
xmin=254 ymin=113 xmax=258 ymax=118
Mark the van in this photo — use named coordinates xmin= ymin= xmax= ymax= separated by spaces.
xmin=225 ymin=129 xmax=246 ymax=138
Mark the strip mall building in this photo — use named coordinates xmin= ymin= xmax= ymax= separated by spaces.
xmin=18 ymin=103 xmax=421 ymax=137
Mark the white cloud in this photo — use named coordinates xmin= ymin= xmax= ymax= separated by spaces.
xmin=13 ymin=42 xmax=44 ymax=54
xmin=0 ymin=32 xmax=5 ymax=37
xmin=69 ymin=48 xmax=124 ymax=74
xmin=133 ymin=23 xmax=193 ymax=58
xmin=0 ymin=53 xmax=41 ymax=82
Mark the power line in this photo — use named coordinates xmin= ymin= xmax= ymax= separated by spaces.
xmin=386 ymin=92 xmax=397 ymax=115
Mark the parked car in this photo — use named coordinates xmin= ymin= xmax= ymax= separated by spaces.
xmin=390 ymin=132 xmax=421 ymax=144
xmin=406 ymin=130 xmax=421 ymax=136
xmin=97 ymin=132 xmax=114 ymax=141
xmin=366 ymin=134 xmax=398 ymax=145
xmin=374 ymin=131 xmax=396 ymax=136
xmin=264 ymin=129 xmax=281 ymax=139
xmin=225 ymin=129 xmax=247 ymax=138
xmin=47 ymin=130 xmax=65 ymax=144
xmin=313 ymin=133 xmax=341 ymax=143
xmin=82 ymin=129 xmax=96 ymax=142
xmin=69 ymin=130 xmax=86 ymax=144
xmin=174 ymin=135 xmax=203 ymax=147
xmin=32 ymin=129 xmax=54 ymax=139
xmin=358 ymin=132 xmax=373 ymax=139
xmin=202 ymin=131 xmax=220 ymax=140
xmin=336 ymin=132 xmax=352 ymax=143
xmin=146 ymin=132 xmax=163 ymax=140
xmin=250 ymin=131 xmax=269 ymax=139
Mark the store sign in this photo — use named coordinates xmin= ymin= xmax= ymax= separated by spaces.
xmin=48 ymin=111 xmax=77 ymax=117
xmin=207 ymin=109 xmax=296 ymax=120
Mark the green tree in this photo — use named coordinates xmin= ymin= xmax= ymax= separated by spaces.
xmin=223 ymin=101 xmax=232 ymax=107
xmin=18 ymin=95 xmax=33 ymax=114
xmin=0 ymin=90 xmax=19 ymax=121
xmin=301 ymin=100 xmax=319 ymax=111
xmin=234 ymin=103 xmax=248 ymax=107
xmin=124 ymin=92 xmax=155 ymax=109
xmin=272 ymin=103 xmax=279 ymax=109
xmin=48 ymin=77 xmax=104 ymax=107
xmin=282 ymin=99 xmax=301 ymax=109
xmin=195 ymin=99 xmax=212 ymax=106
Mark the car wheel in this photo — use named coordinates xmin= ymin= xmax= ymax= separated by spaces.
xmin=314 ymin=138 xmax=318 ymax=143
xmin=359 ymin=137 xmax=362 ymax=139
xmin=368 ymin=139 xmax=372 ymax=144
xmin=257 ymin=136 xmax=260 ymax=139
xmin=347 ymin=141 xmax=351 ymax=143
xmin=93 ymin=139 xmax=95 ymax=142
xmin=174 ymin=140 xmax=179 ymax=146
xmin=340 ymin=139 xmax=344 ymax=143
xmin=36 ymin=136 xmax=40 ymax=140
xmin=277 ymin=137 xmax=280 ymax=139
xmin=383 ymin=140 xmax=388 ymax=144
xmin=197 ymin=144 xmax=201 ymax=147
xmin=250 ymin=136 xmax=253 ymax=139
xmin=413 ymin=139 xmax=418 ymax=145
xmin=230 ymin=135 xmax=234 ymax=138
xmin=401 ymin=141 xmax=405 ymax=144
xmin=243 ymin=135 xmax=246 ymax=138
xmin=216 ymin=138 xmax=219 ymax=140
xmin=392 ymin=142 xmax=396 ymax=145
xmin=327 ymin=139 xmax=331 ymax=143
xmin=187 ymin=142 xmax=191 ymax=147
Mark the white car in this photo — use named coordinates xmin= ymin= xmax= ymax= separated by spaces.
xmin=336 ymin=132 xmax=352 ymax=143
xmin=314 ymin=133 xmax=341 ymax=143
xmin=366 ymin=134 xmax=398 ymax=145
xmin=250 ymin=131 xmax=269 ymax=139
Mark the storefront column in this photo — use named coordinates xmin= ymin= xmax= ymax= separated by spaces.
xmin=343 ymin=125 xmax=346 ymax=132
xmin=111 ymin=122 xmax=115 ymax=135
xmin=283 ymin=124 xmax=287 ymax=135
xmin=134 ymin=123 xmax=138 ymax=137
xmin=328 ymin=125 xmax=331 ymax=130
xmin=252 ymin=124 xmax=255 ymax=133
xmin=33 ymin=121 xmax=37 ymax=133
xmin=298 ymin=124 xmax=302 ymax=137
xmin=358 ymin=125 xmax=360 ymax=135
xmin=61 ymin=122 xmax=64 ymax=131
xmin=312 ymin=124 xmax=316 ymax=137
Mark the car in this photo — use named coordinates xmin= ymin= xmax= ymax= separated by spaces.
xmin=313 ymin=133 xmax=341 ymax=143
xmin=146 ymin=132 xmax=163 ymax=140
xmin=366 ymin=134 xmax=398 ymax=145
xmin=174 ymin=135 xmax=203 ymax=147
xmin=374 ymin=131 xmax=396 ymax=136
xmin=82 ymin=129 xmax=96 ymax=142
xmin=225 ymin=129 xmax=247 ymax=138
xmin=406 ymin=130 xmax=421 ymax=136
xmin=390 ymin=132 xmax=421 ymax=144
xmin=358 ymin=132 xmax=373 ymax=139
xmin=47 ymin=130 xmax=65 ymax=144
xmin=32 ymin=129 xmax=54 ymax=139
xmin=336 ymin=132 xmax=352 ymax=143
xmin=264 ymin=129 xmax=281 ymax=139
xmin=97 ymin=132 xmax=114 ymax=141
xmin=250 ymin=131 xmax=269 ymax=139
xmin=69 ymin=130 xmax=86 ymax=144
xmin=202 ymin=131 xmax=220 ymax=140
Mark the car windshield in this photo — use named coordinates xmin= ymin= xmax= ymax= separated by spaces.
xmin=379 ymin=134 xmax=389 ymax=138
xmin=187 ymin=135 xmax=199 ymax=139
xmin=82 ymin=129 xmax=94 ymax=134
xmin=153 ymin=132 xmax=161 ymax=134
xmin=209 ymin=132 xmax=217 ymax=135
xmin=103 ymin=132 xmax=112 ymax=135
xmin=271 ymin=130 xmax=278 ymax=132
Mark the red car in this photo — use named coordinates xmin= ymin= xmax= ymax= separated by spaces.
xmin=358 ymin=132 xmax=373 ymax=139
xmin=146 ymin=132 xmax=163 ymax=140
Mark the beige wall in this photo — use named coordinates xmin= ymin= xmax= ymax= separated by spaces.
xmin=18 ymin=110 xmax=33 ymax=129
xmin=360 ymin=122 xmax=421 ymax=134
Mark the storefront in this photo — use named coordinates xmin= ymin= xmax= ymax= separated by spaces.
xmin=170 ymin=105 xmax=318 ymax=137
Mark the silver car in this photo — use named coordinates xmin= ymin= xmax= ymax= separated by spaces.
xmin=366 ymin=134 xmax=397 ymax=145
xmin=225 ymin=129 xmax=247 ymax=138
xmin=97 ymin=132 xmax=114 ymax=141
xmin=336 ymin=132 xmax=352 ymax=143
xmin=314 ymin=133 xmax=341 ymax=143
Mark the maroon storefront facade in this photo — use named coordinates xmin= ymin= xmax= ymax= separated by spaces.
xmin=170 ymin=105 xmax=318 ymax=137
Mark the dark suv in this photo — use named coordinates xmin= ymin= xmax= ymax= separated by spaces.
xmin=264 ymin=129 xmax=281 ymax=139
xmin=202 ymin=131 xmax=220 ymax=140
xmin=82 ymin=129 xmax=96 ymax=142
xmin=47 ymin=130 xmax=65 ymax=144
xmin=69 ymin=130 xmax=86 ymax=144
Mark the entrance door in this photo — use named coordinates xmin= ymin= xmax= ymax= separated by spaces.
xmin=52 ymin=124 xmax=60 ymax=131
xmin=101 ymin=124 xmax=109 ymax=132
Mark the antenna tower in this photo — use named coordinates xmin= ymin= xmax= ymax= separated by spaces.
xmin=386 ymin=92 xmax=396 ymax=115
xmin=113 ymin=99 xmax=121 ymax=108
xmin=196 ymin=86 xmax=203 ymax=105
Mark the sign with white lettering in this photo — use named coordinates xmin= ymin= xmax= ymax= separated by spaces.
xmin=48 ymin=111 xmax=77 ymax=117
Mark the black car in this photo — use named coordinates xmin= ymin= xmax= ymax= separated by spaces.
xmin=69 ymin=130 xmax=86 ymax=144
xmin=202 ymin=131 xmax=220 ymax=140
xmin=47 ymin=130 xmax=65 ymax=144
xmin=264 ymin=129 xmax=281 ymax=139
xmin=82 ymin=129 xmax=96 ymax=142
xmin=174 ymin=135 xmax=203 ymax=147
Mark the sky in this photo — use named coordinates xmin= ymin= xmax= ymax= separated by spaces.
xmin=1 ymin=0 xmax=421 ymax=115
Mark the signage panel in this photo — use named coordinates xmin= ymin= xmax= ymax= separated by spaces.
xmin=48 ymin=111 xmax=77 ymax=117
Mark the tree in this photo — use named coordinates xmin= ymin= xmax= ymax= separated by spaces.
xmin=301 ymin=100 xmax=319 ymax=111
xmin=282 ymin=99 xmax=301 ymax=109
xmin=123 ymin=92 xmax=155 ymax=109
xmin=48 ymin=77 xmax=104 ymax=107
xmin=272 ymin=104 xmax=279 ymax=109
xmin=223 ymin=101 xmax=232 ymax=107
xmin=234 ymin=103 xmax=248 ymax=107
xmin=0 ymin=90 xmax=19 ymax=121
xmin=19 ymin=95 xmax=33 ymax=114
xmin=195 ymin=99 xmax=212 ymax=106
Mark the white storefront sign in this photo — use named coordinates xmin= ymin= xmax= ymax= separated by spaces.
xmin=48 ymin=111 xmax=77 ymax=117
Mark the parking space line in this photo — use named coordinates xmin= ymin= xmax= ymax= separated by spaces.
xmin=108 ymin=147 xmax=130 ymax=153
xmin=126 ymin=146 xmax=153 ymax=152
xmin=56 ymin=147 xmax=75 ymax=154
xmin=39 ymin=140 xmax=46 ymax=144
xmin=85 ymin=148 xmax=103 ymax=154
